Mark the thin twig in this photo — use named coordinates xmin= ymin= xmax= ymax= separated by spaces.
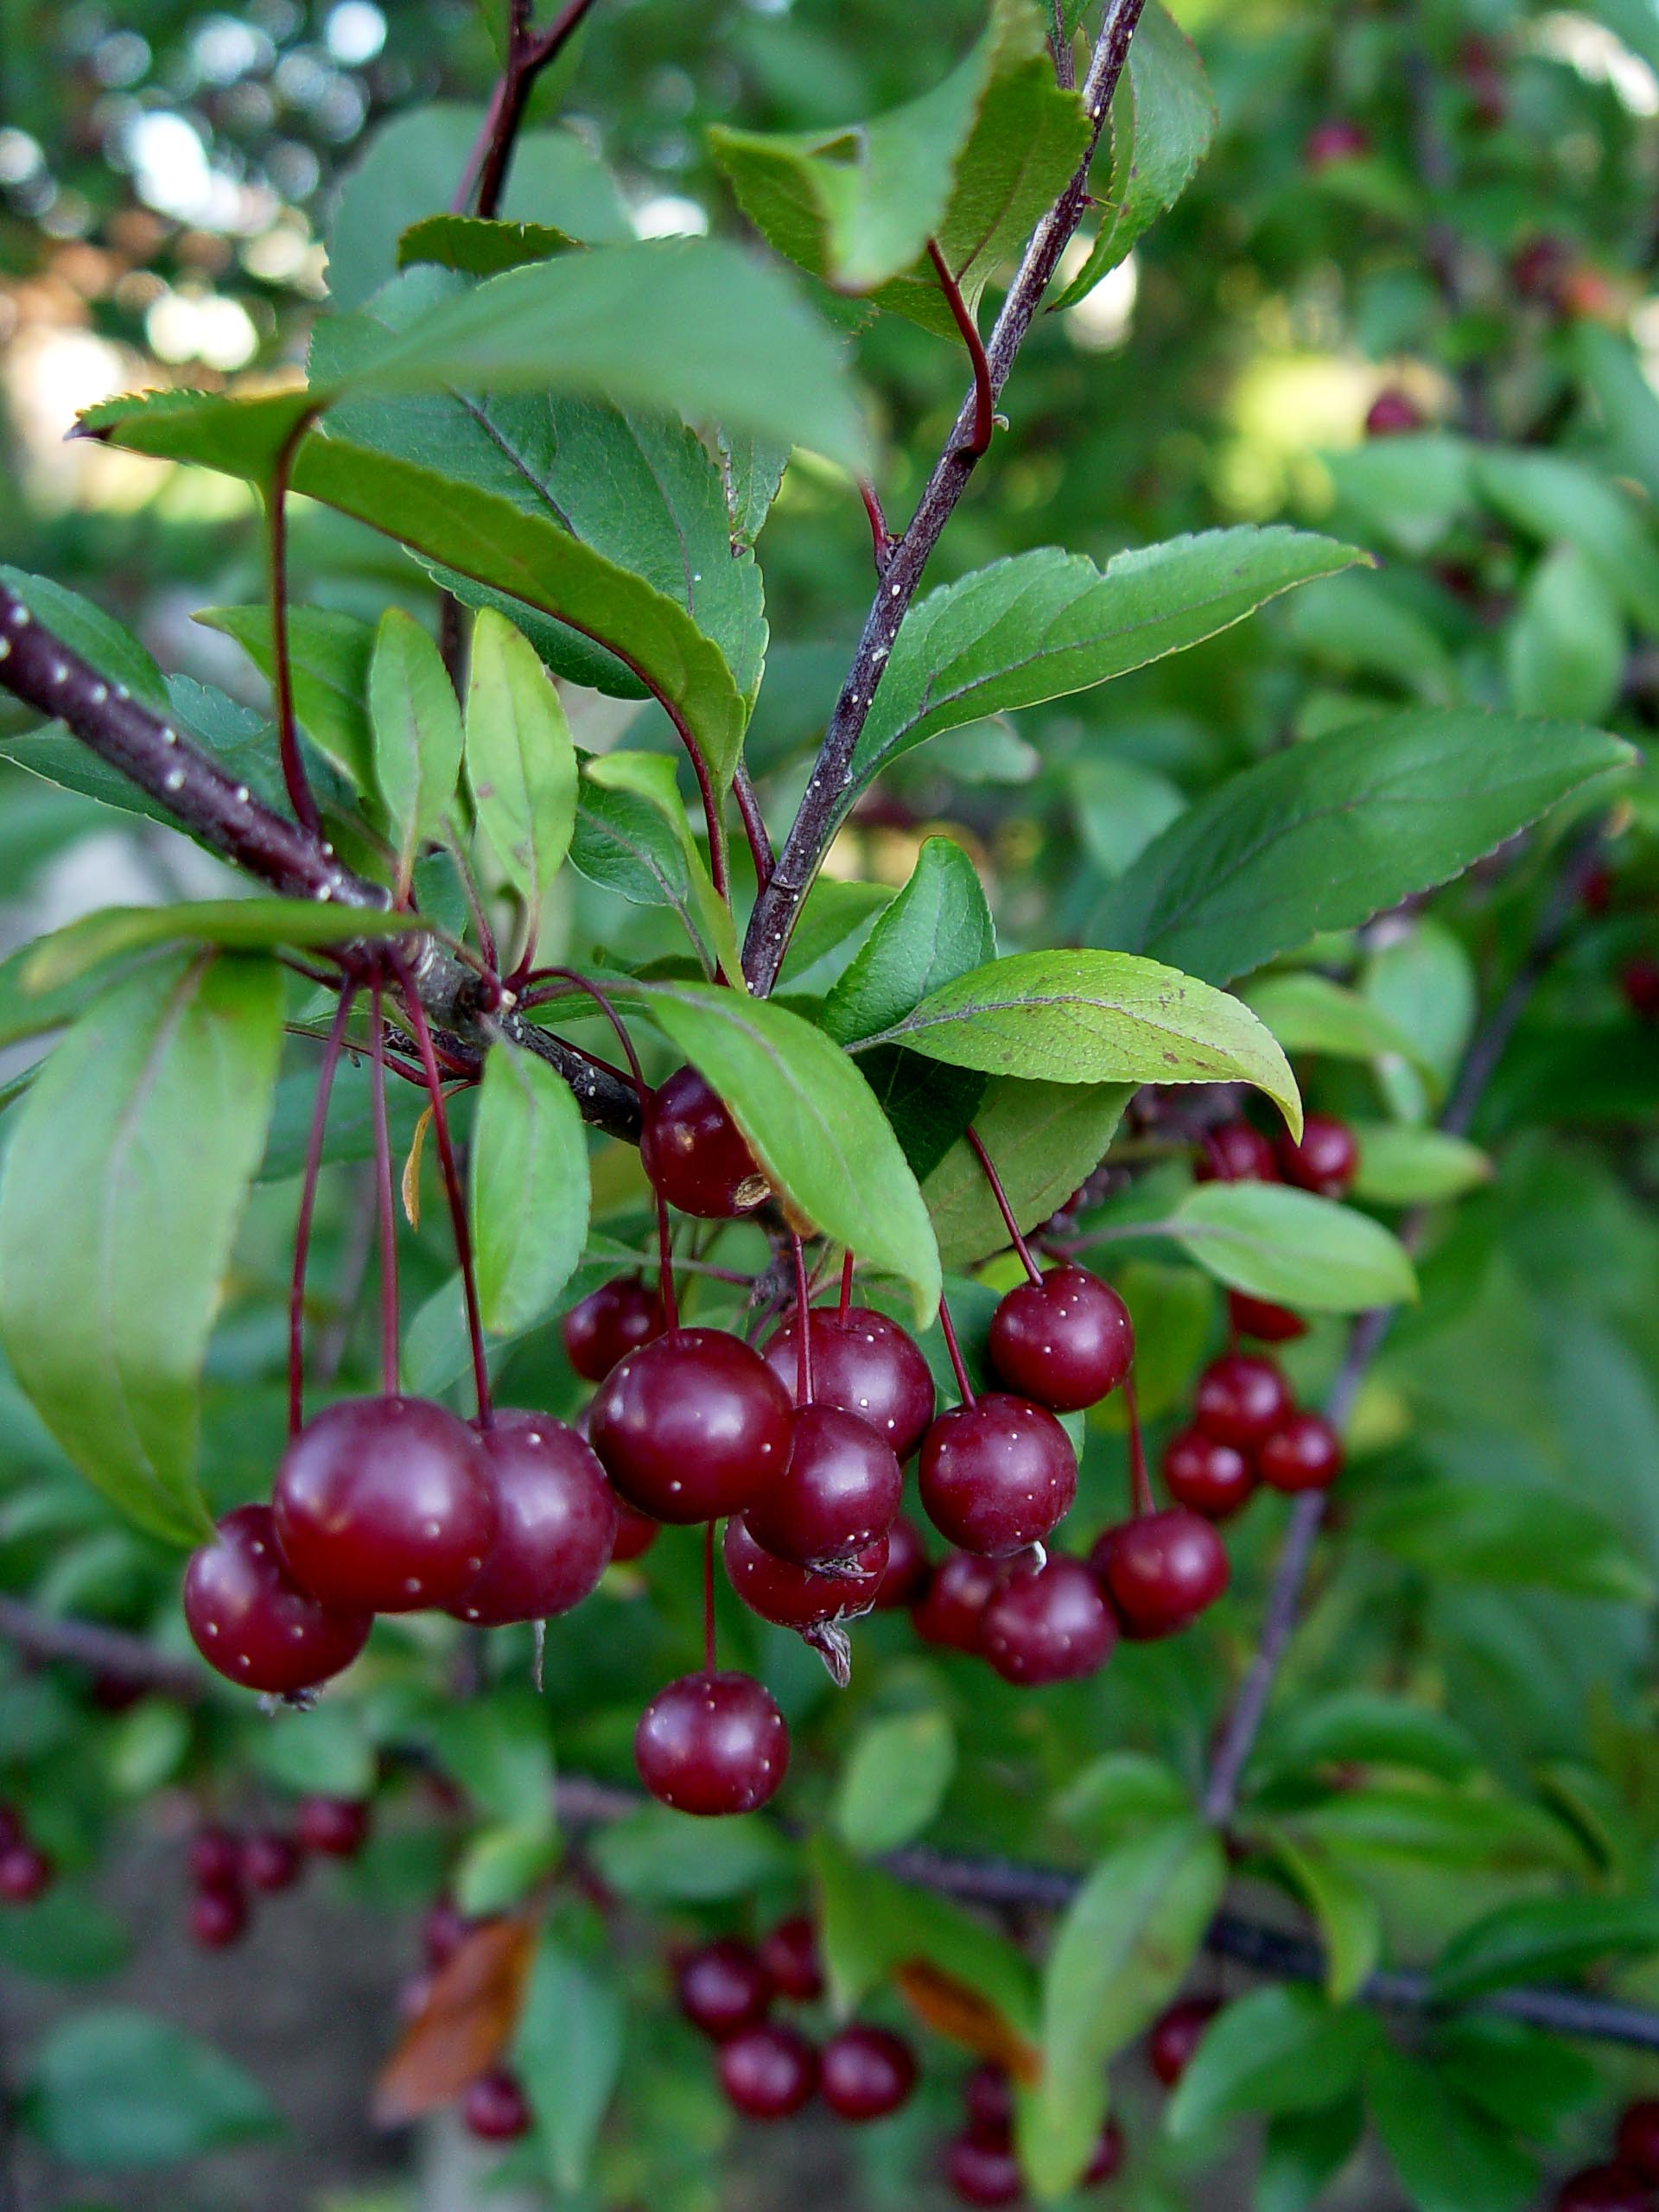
xmin=462 ymin=0 xmax=605 ymax=220
xmin=0 ymin=1597 xmax=204 ymax=1700
xmin=732 ymin=762 xmax=775 ymax=890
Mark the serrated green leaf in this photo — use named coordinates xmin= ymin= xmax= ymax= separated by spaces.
xmin=368 ymin=609 xmax=463 ymax=890
xmin=397 ymin=213 xmax=581 ymax=277
xmin=923 ymin=1077 xmax=1131 ymax=1269
xmin=822 ymin=834 xmax=995 ymax=1044
xmin=471 ymin=1039 xmax=589 ymax=1338
xmin=584 ymin=752 xmax=741 ymax=981
xmin=569 ymin=762 xmax=708 ymax=955
xmin=1167 ymin=1182 xmax=1417 ymax=1311
xmin=197 ymin=605 xmax=376 ymax=793
xmin=834 ymin=1710 xmax=957 ymax=1856
xmin=465 ymin=608 xmax=577 ymax=931
xmin=0 ymin=955 xmax=282 ymax=1546
xmin=19 ymin=900 xmax=418 ymax=995
xmin=1166 ymin=1986 xmax=1377 ymax=2137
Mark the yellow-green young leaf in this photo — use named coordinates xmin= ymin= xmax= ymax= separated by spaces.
xmin=1258 ymin=1832 xmax=1382 ymax=2004
xmin=636 ymin=983 xmax=942 ymax=1324
xmin=583 ymin=753 xmax=742 ymax=982
xmin=922 ymin=1077 xmax=1132 ymax=1270
xmin=197 ymin=605 xmax=376 ymax=793
xmin=834 ymin=1712 xmax=957 ymax=1857
xmin=471 ymin=1041 xmax=589 ymax=1338
xmin=1025 ymin=1821 xmax=1224 ymax=2196
xmin=21 ymin=899 xmax=421 ymax=995
xmin=1350 ymin=1123 xmax=1492 ymax=1205
xmin=0 ymin=953 xmax=283 ymax=1546
xmin=369 ymin=609 xmax=463 ymax=890
xmin=466 ymin=611 xmax=577 ymax=931
xmin=1243 ymin=972 xmax=1434 ymax=1084
xmin=857 ymin=950 xmax=1302 ymax=1137
xmin=1169 ymin=1181 xmax=1418 ymax=1312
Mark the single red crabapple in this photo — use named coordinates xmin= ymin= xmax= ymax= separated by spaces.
xmin=1256 ymin=1412 xmax=1344 ymax=1494
xmin=609 ymin=1497 xmax=660 ymax=1563
xmin=188 ymin=1827 xmax=242 ymax=1892
xmin=641 ymin=1065 xmax=769 ymax=1218
xmin=1195 ymin=1122 xmax=1278 ymax=1184
xmin=188 ymin=1884 xmax=247 ymax=1949
xmin=1083 ymin=2117 xmax=1125 ymax=2184
xmin=1147 ymin=1997 xmax=1219 ymax=2088
xmin=448 ymin=1412 xmax=618 ymax=1624
xmin=677 ymin=1937 xmax=773 ymax=2040
xmin=944 ymin=2129 xmax=1022 ymax=2206
xmin=724 ymin=1516 xmax=887 ymax=1629
xmin=1621 ymin=957 xmax=1659 ymax=1024
xmin=1554 ymin=2168 xmax=1653 ymax=2212
xmin=763 ymin=1307 xmax=936 ymax=1459
xmin=872 ymin=1514 xmax=930 ymax=1608
xmin=635 ymin=1670 xmax=789 ymax=1816
xmin=1275 ymin=1114 xmax=1358 ymax=1198
xmin=0 ymin=1842 xmax=54 ymax=1905
xmin=183 ymin=1503 xmax=372 ymax=1694
xmin=918 ymin=1395 xmax=1077 ymax=1556
xmin=296 ymin=1795 xmax=371 ymax=1859
xmin=759 ymin=1915 xmax=823 ymax=2003
xmin=1091 ymin=1510 xmax=1230 ymax=1638
xmin=589 ymin=1329 xmax=791 ymax=1524
xmin=561 ymin=1274 xmax=664 ymax=1382
xmin=1162 ymin=1428 xmax=1255 ymax=1522
xmin=963 ymin=2063 xmax=1013 ymax=2142
xmin=462 ymin=2068 xmax=531 ymax=2142
xmin=240 ymin=1830 xmax=303 ymax=1894
xmin=978 ymin=1556 xmax=1117 ymax=1686
xmin=820 ymin=2024 xmax=918 ymax=2120
xmin=1364 ymin=389 xmax=1423 ymax=435
xmin=743 ymin=1403 xmax=902 ymax=1566
xmin=911 ymin=1552 xmax=1008 ymax=1651
xmin=1228 ymin=1290 xmax=1307 ymax=1344
xmin=719 ymin=2022 xmax=817 ymax=2120
xmin=1305 ymin=118 xmax=1371 ymax=168
xmin=1617 ymin=2102 xmax=1659 ymax=2181
xmin=987 ymin=1267 xmax=1134 ymax=1412
xmin=1193 ymin=1354 xmax=1292 ymax=1449
xmin=273 ymin=1396 xmax=496 ymax=1614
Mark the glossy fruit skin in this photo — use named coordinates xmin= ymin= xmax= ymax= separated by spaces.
xmin=1163 ymin=1427 xmax=1255 ymax=1522
xmin=1365 ymin=389 xmax=1423 ymax=435
xmin=1257 ymin=1412 xmax=1343 ymax=1494
xmin=1147 ymin=1997 xmax=1219 ymax=2087
xmin=944 ymin=2130 xmax=1022 ymax=2206
xmin=239 ymin=1830 xmax=302 ymax=1894
xmin=987 ymin=1267 xmax=1135 ymax=1412
xmin=184 ymin=1504 xmax=372 ymax=1693
xmin=763 ymin=1306 xmax=936 ymax=1460
xmin=296 ymin=1795 xmax=371 ymax=1859
xmin=979 ymin=1556 xmax=1117 ymax=1686
xmin=0 ymin=1842 xmax=53 ymax=1904
xmin=1554 ymin=2166 xmax=1653 ymax=2212
xmin=609 ymin=1497 xmax=659 ymax=1563
xmin=759 ymin=1915 xmax=823 ymax=2003
xmin=1083 ymin=2117 xmax=1125 ymax=2184
xmin=1618 ymin=2102 xmax=1659 ymax=2181
xmin=273 ymin=1397 xmax=496 ymax=1615
xmin=1276 ymin=1114 xmax=1359 ymax=1198
xmin=188 ymin=1884 xmax=247 ymax=1948
xmin=1193 ymin=1354 xmax=1292 ymax=1450
xmin=719 ymin=2023 xmax=818 ymax=2120
xmin=963 ymin=2063 xmax=1013 ymax=2141
xmin=912 ymin=1552 xmax=1007 ymax=1651
xmin=724 ymin=1517 xmax=887 ymax=1630
xmin=1194 ymin=1122 xmax=1277 ymax=1184
xmin=743 ymin=1404 xmax=902 ymax=1565
xmin=635 ymin=1670 xmax=789 ymax=1816
xmin=677 ymin=1938 xmax=773 ymax=2041
xmin=188 ymin=1827 xmax=242 ymax=1891
xmin=641 ymin=1065 xmax=768 ymax=1218
xmin=589 ymin=1330 xmax=791 ymax=1524
xmin=1228 ymin=1290 xmax=1307 ymax=1344
xmin=872 ymin=1514 xmax=930 ymax=1609
xmin=561 ymin=1274 xmax=664 ymax=1382
xmin=918 ymin=1395 xmax=1077 ymax=1557
xmin=449 ymin=1412 xmax=618 ymax=1625
xmin=1092 ymin=1510 xmax=1230 ymax=1638
xmin=463 ymin=2068 xmax=531 ymax=2142
xmin=820 ymin=2024 xmax=918 ymax=2121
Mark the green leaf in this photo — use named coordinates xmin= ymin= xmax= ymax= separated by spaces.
xmin=465 ymin=607 xmax=578 ymax=925
xmin=592 ymin=1808 xmax=793 ymax=1903
xmin=1429 ymin=2017 xmax=1602 ymax=2139
xmin=18 ymin=899 xmax=419 ymax=995
xmin=1281 ymin=569 xmax=1459 ymax=703
xmin=856 ymin=949 xmax=1301 ymax=1135
xmin=718 ymin=424 xmax=791 ymax=549
xmin=368 ymin=609 xmax=463 ymax=891
xmin=1473 ymin=447 xmax=1659 ymax=634
xmin=822 ymin=834 xmax=995 ymax=1044
xmin=584 ymin=752 xmax=742 ymax=981
xmin=1349 ymin=1122 xmax=1491 ymax=1205
xmin=1294 ymin=1783 xmax=1583 ymax=1875
xmin=1068 ymin=756 xmax=1186 ymax=878
xmin=22 ymin=2008 xmax=276 ymax=2168
xmin=1430 ymin=1893 xmax=1659 ymax=2005
xmin=1050 ymin=0 xmax=1215 ymax=308
xmin=197 ymin=605 xmax=376 ymax=791
xmin=1258 ymin=1692 xmax=1478 ymax=1786
xmin=1256 ymin=2097 xmax=1365 ymax=2212
xmin=471 ymin=1039 xmax=590 ymax=1338
xmin=513 ymin=1928 xmax=625 ymax=2192
xmin=1166 ymin=1986 xmax=1377 ymax=2137
xmin=710 ymin=0 xmax=1087 ymax=331
xmin=1243 ymin=972 xmax=1432 ymax=1082
xmin=1255 ymin=1833 xmax=1381 ymax=2004
xmin=635 ymin=982 xmax=942 ymax=1323
xmin=1575 ymin=322 xmax=1659 ymax=500
xmin=1167 ymin=1182 xmax=1419 ymax=1312
xmin=0 ymin=1887 xmax=131 ymax=1984
xmin=834 ymin=1710 xmax=957 ymax=1856
xmin=453 ymin=1821 xmax=560 ymax=1915
xmin=1367 ymin=2045 xmax=1536 ymax=2212
xmin=1363 ymin=918 xmax=1476 ymax=1100
xmin=247 ymin=1705 xmax=377 ymax=1799
xmin=397 ymin=213 xmax=581 ymax=277
xmin=429 ymin=1689 xmax=555 ymax=1827
xmin=1027 ymin=1821 xmax=1224 ymax=2196
xmin=1504 ymin=543 xmax=1624 ymax=722
xmin=0 ymin=564 xmax=170 ymax=711
xmin=569 ymin=763 xmax=711 ymax=962
xmin=1321 ymin=432 xmax=1475 ymax=558
xmin=1095 ymin=709 xmax=1634 ymax=985
xmin=1358 ymin=1478 xmax=1653 ymax=1603
xmin=0 ymin=956 xmax=283 ymax=1546
xmin=850 ymin=531 xmax=1365 ymax=799
xmin=922 ymin=1077 xmax=1131 ymax=1269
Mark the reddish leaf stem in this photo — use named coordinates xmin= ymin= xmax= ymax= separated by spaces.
xmin=368 ymin=982 xmax=402 ymax=1399
xmin=938 ymin=1294 xmax=976 ymax=1408
xmin=702 ymin=1518 xmax=717 ymax=1676
xmin=926 ymin=240 xmax=995 ymax=460
xmin=1123 ymin=1369 xmax=1153 ymax=1516
xmin=838 ymin=1249 xmax=854 ymax=1322
xmin=964 ymin=1124 xmax=1042 ymax=1285
xmin=790 ymin=1233 xmax=815 ymax=1404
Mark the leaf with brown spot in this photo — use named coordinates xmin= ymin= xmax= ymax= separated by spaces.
xmin=372 ymin=1914 xmax=537 ymax=2125
xmin=895 ymin=1958 xmax=1041 ymax=2083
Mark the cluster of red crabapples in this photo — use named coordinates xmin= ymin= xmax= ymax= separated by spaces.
xmin=180 ymin=1796 xmax=370 ymax=1950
